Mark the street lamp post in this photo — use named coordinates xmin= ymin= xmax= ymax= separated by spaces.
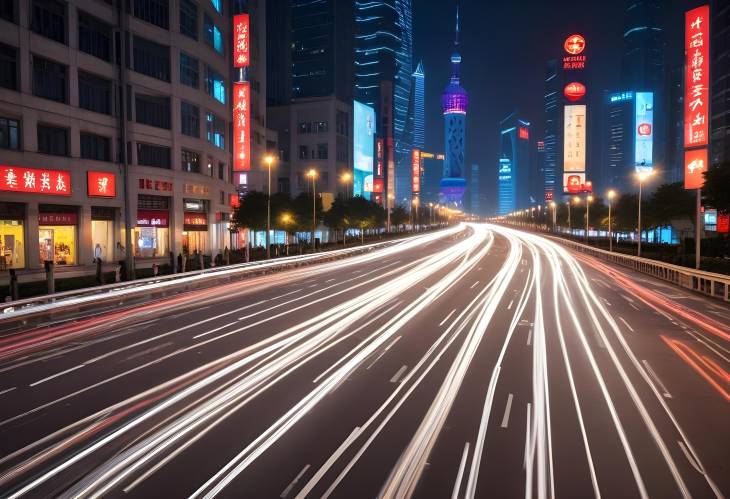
xmin=412 ymin=198 xmax=419 ymax=231
xmin=264 ymin=155 xmax=274 ymax=259
xmin=340 ymin=171 xmax=353 ymax=199
xmin=607 ymin=190 xmax=616 ymax=252
xmin=387 ymin=194 xmax=394 ymax=232
xmin=550 ymin=201 xmax=556 ymax=231
xmin=636 ymin=170 xmax=654 ymax=258
xmin=585 ymin=194 xmax=593 ymax=243
xmin=307 ymin=169 xmax=317 ymax=251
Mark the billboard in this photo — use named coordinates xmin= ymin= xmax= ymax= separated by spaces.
xmin=87 ymin=171 xmax=116 ymax=197
xmin=684 ymin=148 xmax=707 ymax=189
xmin=634 ymin=92 xmax=653 ymax=172
xmin=684 ymin=5 xmax=709 ymax=149
xmin=411 ymin=148 xmax=421 ymax=194
xmin=563 ymin=173 xmax=586 ymax=194
xmin=353 ymin=100 xmax=375 ymax=199
xmin=0 ymin=166 xmax=71 ymax=195
xmin=232 ymin=82 xmax=250 ymax=171
xmin=563 ymin=105 xmax=586 ymax=172
xmin=233 ymin=14 xmax=250 ymax=68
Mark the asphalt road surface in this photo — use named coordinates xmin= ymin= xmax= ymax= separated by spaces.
xmin=0 ymin=224 xmax=728 ymax=499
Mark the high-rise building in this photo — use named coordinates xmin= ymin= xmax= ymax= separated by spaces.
xmin=354 ymin=0 xmax=412 ymax=204
xmin=0 ymin=0 xmax=238 ymax=272
xmin=289 ymin=0 xmax=354 ymax=102
xmin=711 ymin=0 xmax=729 ymax=166
xmin=440 ymin=7 xmax=468 ymax=208
xmin=542 ymin=59 xmax=561 ymax=203
xmin=470 ymin=164 xmax=480 ymax=214
xmin=412 ymin=60 xmax=425 ymax=149
xmin=265 ymin=0 xmax=291 ymax=107
xmin=497 ymin=113 xmax=531 ymax=215
xmin=620 ymin=0 xmax=665 ymax=178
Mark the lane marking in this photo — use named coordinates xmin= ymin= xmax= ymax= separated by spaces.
xmin=390 ymin=365 xmax=408 ymax=383
xmin=280 ymin=464 xmax=311 ymax=498
xmin=439 ymin=309 xmax=457 ymax=326
xmin=470 ymin=280 xmax=480 ymax=289
xmin=621 ymin=294 xmax=635 ymax=303
xmin=507 ymin=300 xmax=514 ymax=310
xmin=642 ymin=360 xmax=672 ymax=398
xmin=365 ymin=351 xmax=387 ymax=370
xmin=629 ymin=302 xmax=640 ymax=311
xmin=451 ymin=442 xmax=470 ymax=499
xmin=29 ymin=364 xmax=85 ymax=387
xmin=0 ymin=387 xmax=16 ymax=396
xmin=500 ymin=394 xmax=514 ymax=428
xmin=678 ymin=441 xmax=703 ymax=474
xmin=526 ymin=329 xmax=532 ymax=346
xmin=123 ymin=342 xmax=173 ymax=362
xmin=618 ymin=316 xmax=635 ymax=333
xmin=325 ymin=278 xmax=336 ymax=283
xmin=295 ymin=428 xmax=360 ymax=499
xmin=384 ymin=336 xmax=401 ymax=351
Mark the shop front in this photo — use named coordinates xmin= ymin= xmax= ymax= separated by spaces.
xmin=136 ymin=194 xmax=170 ymax=258
xmin=38 ymin=206 xmax=78 ymax=266
xmin=0 ymin=202 xmax=25 ymax=269
xmin=182 ymin=199 xmax=209 ymax=254
xmin=91 ymin=207 xmax=116 ymax=262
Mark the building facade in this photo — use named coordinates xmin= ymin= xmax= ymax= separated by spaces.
xmin=412 ymin=60 xmax=425 ymax=149
xmin=542 ymin=59 xmax=561 ymax=203
xmin=0 ymin=0 xmax=238 ymax=272
xmin=711 ymin=0 xmax=729 ymax=166
xmin=497 ymin=114 xmax=531 ymax=215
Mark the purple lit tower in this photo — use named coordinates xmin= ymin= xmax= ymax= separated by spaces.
xmin=440 ymin=6 xmax=468 ymax=208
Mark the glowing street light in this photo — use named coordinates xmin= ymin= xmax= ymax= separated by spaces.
xmin=585 ymin=194 xmax=594 ymax=243
xmin=549 ymin=201 xmax=557 ymax=230
xmin=264 ymin=154 xmax=275 ymax=259
xmin=340 ymin=171 xmax=353 ymax=198
xmin=636 ymin=169 xmax=654 ymax=257
xmin=307 ymin=169 xmax=318 ymax=250
xmin=607 ymin=190 xmax=616 ymax=252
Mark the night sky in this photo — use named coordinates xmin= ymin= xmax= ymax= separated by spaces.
xmin=414 ymin=0 xmax=689 ymax=213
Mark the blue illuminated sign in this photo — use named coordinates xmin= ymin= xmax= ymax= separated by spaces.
xmin=634 ymin=92 xmax=653 ymax=172
xmin=353 ymin=100 xmax=375 ymax=199
xmin=609 ymin=91 xmax=634 ymax=103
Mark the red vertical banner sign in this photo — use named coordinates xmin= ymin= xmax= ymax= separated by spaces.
xmin=684 ymin=148 xmax=708 ymax=189
xmin=684 ymin=5 xmax=710 ymax=150
xmin=233 ymin=82 xmax=250 ymax=171
xmin=233 ymin=14 xmax=250 ymax=68
xmin=411 ymin=148 xmax=421 ymax=194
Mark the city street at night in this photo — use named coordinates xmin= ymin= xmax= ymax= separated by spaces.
xmin=0 ymin=225 xmax=727 ymax=498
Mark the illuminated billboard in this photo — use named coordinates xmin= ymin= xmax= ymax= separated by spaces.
xmin=634 ymin=92 xmax=653 ymax=172
xmin=232 ymin=82 xmax=250 ymax=171
xmin=563 ymin=105 xmax=586 ymax=172
xmin=411 ymin=149 xmax=421 ymax=194
xmin=684 ymin=5 xmax=709 ymax=148
xmin=233 ymin=14 xmax=250 ymax=68
xmin=353 ymin=100 xmax=375 ymax=199
xmin=684 ymin=148 xmax=707 ymax=189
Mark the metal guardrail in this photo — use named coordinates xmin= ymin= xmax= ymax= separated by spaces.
xmin=546 ymin=234 xmax=730 ymax=303
xmin=0 ymin=238 xmax=405 ymax=326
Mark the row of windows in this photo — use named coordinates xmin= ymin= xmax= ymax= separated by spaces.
xmin=1 ymin=112 xmax=226 ymax=160
xmin=298 ymin=121 xmax=328 ymax=134
xmin=298 ymin=144 xmax=329 ymax=160
xmin=181 ymin=148 xmax=226 ymax=180
xmin=0 ymin=41 xmax=227 ymax=109
xmin=1 ymin=0 xmax=223 ymax=46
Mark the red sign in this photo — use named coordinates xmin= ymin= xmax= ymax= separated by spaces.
xmin=684 ymin=5 xmax=710 ymax=148
xmin=545 ymin=191 xmax=553 ymax=201
xmin=87 ymin=171 xmax=116 ymax=197
xmin=137 ymin=209 xmax=169 ymax=227
xmin=373 ymin=178 xmax=384 ymax=193
xmin=230 ymin=194 xmax=240 ymax=208
xmin=233 ymin=82 xmax=250 ymax=171
xmin=411 ymin=148 xmax=421 ymax=194
xmin=564 ymin=82 xmax=586 ymax=101
xmin=518 ymin=127 xmax=529 ymax=140
xmin=717 ymin=213 xmax=729 ymax=234
xmin=637 ymin=123 xmax=652 ymax=136
xmin=139 ymin=178 xmax=173 ymax=192
xmin=566 ymin=174 xmax=583 ymax=193
xmin=39 ymin=213 xmax=77 ymax=225
xmin=376 ymin=138 xmax=384 ymax=177
xmin=0 ymin=166 xmax=71 ymax=195
xmin=233 ymin=14 xmax=250 ymax=68
xmin=184 ymin=212 xmax=207 ymax=226
xmin=562 ymin=56 xmax=586 ymax=70
xmin=684 ymin=148 xmax=708 ymax=189
xmin=564 ymin=34 xmax=586 ymax=55
xmin=583 ymin=180 xmax=593 ymax=193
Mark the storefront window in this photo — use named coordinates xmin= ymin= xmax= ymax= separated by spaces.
xmin=91 ymin=220 xmax=114 ymax=261
xmin=134 ymin=226 xmax=169 ymax=258
xmin=182 ymin=230 xmax=207 ymax=254
xmin=38 ymin=225 xmax=76 ymax=265
xmin=0 ymin=220 xmax=25 ymax=269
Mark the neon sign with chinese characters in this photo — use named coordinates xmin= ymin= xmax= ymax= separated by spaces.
xmin=684 ymin=5 xmax=709 ymax=148
xmin=233 ymin=82 xmax=250 ymax=171
xmin=87 ymin=171 xmax=116 ymax=197
xmin=411 ymin=148 xmax=421 ymax=194
xmin=0 ymin=166 xmax=71 ymax=195
xmin=233 ymin=14 xmax=250 ymax=68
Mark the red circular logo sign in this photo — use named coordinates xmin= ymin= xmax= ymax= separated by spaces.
xmin=564 ymin=34 xmax=586 ymax=55
xmin=638 ymin=123 xmax=652 ymax=136
xmin=564 ymin=82 xmax=586 ymax=101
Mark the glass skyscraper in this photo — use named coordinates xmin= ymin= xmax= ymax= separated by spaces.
xmin=412 ymin=60 xmax=425 ymax=149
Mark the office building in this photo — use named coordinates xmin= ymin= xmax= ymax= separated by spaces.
xmin=542 ymin=59 xmax=561 ymax=203
xmin=497 ymin=113 xmax=531 ymax=215
xmin=0 ymin=0 xmax=237 ymax=272
xmin=412 ymin=60 xmax=425 ymax=149
xmin=711 ymin=0 xmax=729 ymax=165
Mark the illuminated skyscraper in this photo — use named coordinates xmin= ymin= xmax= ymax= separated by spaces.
xmin=542 ymin=59 xmax=561 ymax=203
xmin=354 ymin=0 xmax=413 ymax=204
xmin=498 ymin=113 xmax=531 ymax=215
xmin=412 ymin=60 xmax=425 ymax=149
xmin=440 ymin=7 xmax=468 ymax=208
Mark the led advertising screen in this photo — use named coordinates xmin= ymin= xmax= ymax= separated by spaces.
xmin=563 ymin=105 xmax=586 ymax=173
xmin=232 ymin=82 xmax=250 ymax=171
xmin=634 ymin=92 xmax=653 ymax=172
xmin=353 ymin=100 xmax=375 ymax=199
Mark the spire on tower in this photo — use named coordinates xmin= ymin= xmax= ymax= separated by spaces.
xmin=455 ymin=4 xmax=460 ymax=46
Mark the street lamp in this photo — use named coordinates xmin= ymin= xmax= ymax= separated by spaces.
xmin=571 ymin=197 xmax=580 ymax=236
xmin=307 ymin=169 xmax=318 ymax=250
xmin=411 ymin=198 xmax=420 ymax=231
xmin=340 ymin=171 xmax=353 ymax=198
xmin=585 ymin=194 xmax=593 ymax=243
xmin=280 ymin=212 xmax=292 ymax=255
xmin=264 ymin=154 xmax=275 ymax=259
xmin=549 ymin=201 xmax=556 ymax=231
xmin=607 ymin=190 xmax=616 ymax=252
xmin=636 ymin=169 xmax=654 ymax=257
xmin=387 ymin=193 xmax=394 ymax=232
